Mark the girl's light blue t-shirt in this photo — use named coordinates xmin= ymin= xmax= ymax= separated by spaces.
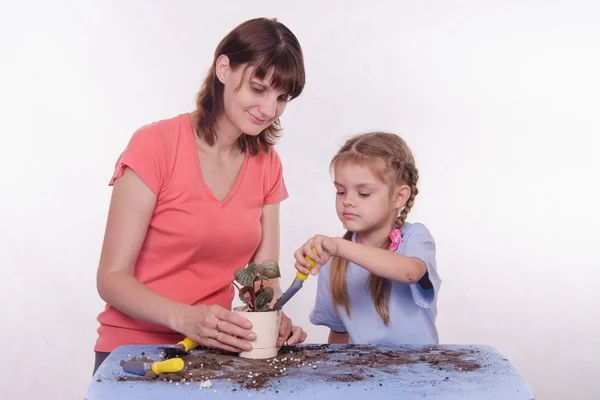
xmin=309 ymin=222 xmax=441 ymax=344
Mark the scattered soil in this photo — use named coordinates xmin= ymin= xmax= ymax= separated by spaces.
xmin=118 ymin=344 xmax=481 ymax=390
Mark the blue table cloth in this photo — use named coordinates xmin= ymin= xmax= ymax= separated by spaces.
xmin=85 ymin=344 xmax=534 ymax=399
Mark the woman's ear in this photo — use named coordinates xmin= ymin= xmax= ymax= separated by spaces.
xmin=393 ymin=184 xmax=411 ymax=209
xmin=215 ymin=55 xmax=230 ymax=84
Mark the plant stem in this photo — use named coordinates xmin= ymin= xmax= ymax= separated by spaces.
xmin=249 ymin=285 xmax=256 ymax=311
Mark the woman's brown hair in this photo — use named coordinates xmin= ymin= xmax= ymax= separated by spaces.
xmin=192 ymin=17 xmax=305 ymax=155
xmin=329 ymin=132 xmax=419 ymax=325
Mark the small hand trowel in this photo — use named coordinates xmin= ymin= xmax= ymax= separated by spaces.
xmin=123 ymin=357 xmax=185 ymax=376
xmin=158 ymin=337 xmax=197 ymax=359
xmin=273 ymin=248 xmax=317 ymax=310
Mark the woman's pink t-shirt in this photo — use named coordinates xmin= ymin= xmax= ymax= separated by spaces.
xmin=95 ymin=113 xmax=288 ymax=352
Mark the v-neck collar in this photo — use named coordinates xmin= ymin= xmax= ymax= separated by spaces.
xmin=186 ymin=113 xmax=249 ymax=209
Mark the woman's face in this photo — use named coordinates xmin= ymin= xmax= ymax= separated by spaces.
xmin=217 ymin=57 xmax=291 ymax=136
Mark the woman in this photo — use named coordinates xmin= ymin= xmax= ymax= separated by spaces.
xmin=94 ymin=17 xmax=307 ymax=373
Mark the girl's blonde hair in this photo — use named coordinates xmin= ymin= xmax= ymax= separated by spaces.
xmin=329 ymin=132 xmax=419 ymax=325
xmin=192 ymin=18 xmax=305 ymax=156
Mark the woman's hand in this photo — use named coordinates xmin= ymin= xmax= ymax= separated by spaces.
xmin=293 ymin=234 xmax=340 ymax=276
xmin=172 ymin=304 xmax=256 ymax=353
xmin=277 ymin=312 xmax=307 ymax=347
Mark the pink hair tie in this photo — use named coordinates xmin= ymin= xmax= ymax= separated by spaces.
xmin=389 ymin=228 xmax=402 ymax=251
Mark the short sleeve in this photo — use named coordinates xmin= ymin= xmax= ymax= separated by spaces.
xmin=263 ymin=148 xmax=289 ymax=205
xmin=309 ymin=263 xmax=347 ymax=333
xmin=400 ymin=223 xmax=441 ymax=309
xmin=109 ymin=123 xmax=169 ymax=195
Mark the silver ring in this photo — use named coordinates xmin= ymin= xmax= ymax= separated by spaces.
xmin=216 ymin=320 xmax=222 ymax=331
xmin=214 ymin=331 xmax=219 ymax=340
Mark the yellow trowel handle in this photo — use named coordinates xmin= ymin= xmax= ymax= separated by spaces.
xmin=151 ymin=358 xmax=185 ymax=375
xmin=296 ymin=247 xmax=318 ymax=281
xmin=177 ymin=337 xmax=197 ymax=351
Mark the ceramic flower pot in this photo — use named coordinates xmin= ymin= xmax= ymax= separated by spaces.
xmin=233 ymin=306 xmax=282 ymax=359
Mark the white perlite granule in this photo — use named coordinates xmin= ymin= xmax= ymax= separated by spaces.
xmin=199 ymin=379 xmax=212 ymax=389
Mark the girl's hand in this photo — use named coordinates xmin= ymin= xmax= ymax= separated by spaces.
xmin=172 ymin=304 xmax=256 ymax=353
xmin=294 ymin=235 xmax=340 ymax=276
xmin=277 ymin=313 xmax=307 ymax=347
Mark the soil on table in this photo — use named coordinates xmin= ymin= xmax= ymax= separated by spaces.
xmin=117 ymin=344 xmax=481 ymax=390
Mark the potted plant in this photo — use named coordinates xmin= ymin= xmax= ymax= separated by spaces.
xmin=232 ymin=260 xmax=282 ymax=359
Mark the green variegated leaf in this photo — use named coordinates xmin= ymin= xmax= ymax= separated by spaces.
xmin=247 ymin=263 xmax=258 ymax=271
xmin=260 ymin=260 xmax=280 ymax=279
xmin=255 ymin=275 xmax=269 ymax=281
xmin=234 ymin=266 xmax=257 ymax=287
xmin=254 ymin=287 xmax=274 ymax=311
xmin=238 ymin=286 xmax=252 ymax=303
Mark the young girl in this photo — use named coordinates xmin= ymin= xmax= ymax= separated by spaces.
xmin=294 ymin=132 xmax=441 ymax=344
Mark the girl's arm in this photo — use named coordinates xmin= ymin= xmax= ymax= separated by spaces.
xmin=336 ymin=239 xmax=427 ymax=284
xmin=96 ymin=168 xmax=254 ymax=352
xmin=295 ymin=235 xmax=426 ymax=285
xmin=250 ymin=203 xmax=307 ymax=346
xmin=328 ymin=330 xmax=349 ymax=344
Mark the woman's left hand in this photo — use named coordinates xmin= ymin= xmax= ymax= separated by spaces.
xmin=277 ymin=313 xmax=307 ymax=347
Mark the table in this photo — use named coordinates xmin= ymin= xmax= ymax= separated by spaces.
xmin=85 ymin=343 xmax=534 ymax=399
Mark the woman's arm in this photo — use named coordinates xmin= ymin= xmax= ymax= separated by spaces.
xmin=97 ymin=168 xmax=186 ymax=328
xmin=250 ymin=203 xmax=283 ymax=300
xmin=250 ymin=203 xmax=307 ymax=346
xmin=96 ymin=168 xmax=254 ymax=352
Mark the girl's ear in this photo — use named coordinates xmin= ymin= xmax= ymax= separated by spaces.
xmin=215 ymin=55 xmax=230 ymax=84
xmin=393 ymin=184 xmax=411 ymax=209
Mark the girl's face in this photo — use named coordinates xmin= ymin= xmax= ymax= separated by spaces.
xmin=217 ymin=57 xmax=290 ymax=137
xmin=333 ymin=162 xmax=409 ymax=239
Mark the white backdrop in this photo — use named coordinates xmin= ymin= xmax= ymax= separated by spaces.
xmin=1 ymin=1 xmax=599 ymax=399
